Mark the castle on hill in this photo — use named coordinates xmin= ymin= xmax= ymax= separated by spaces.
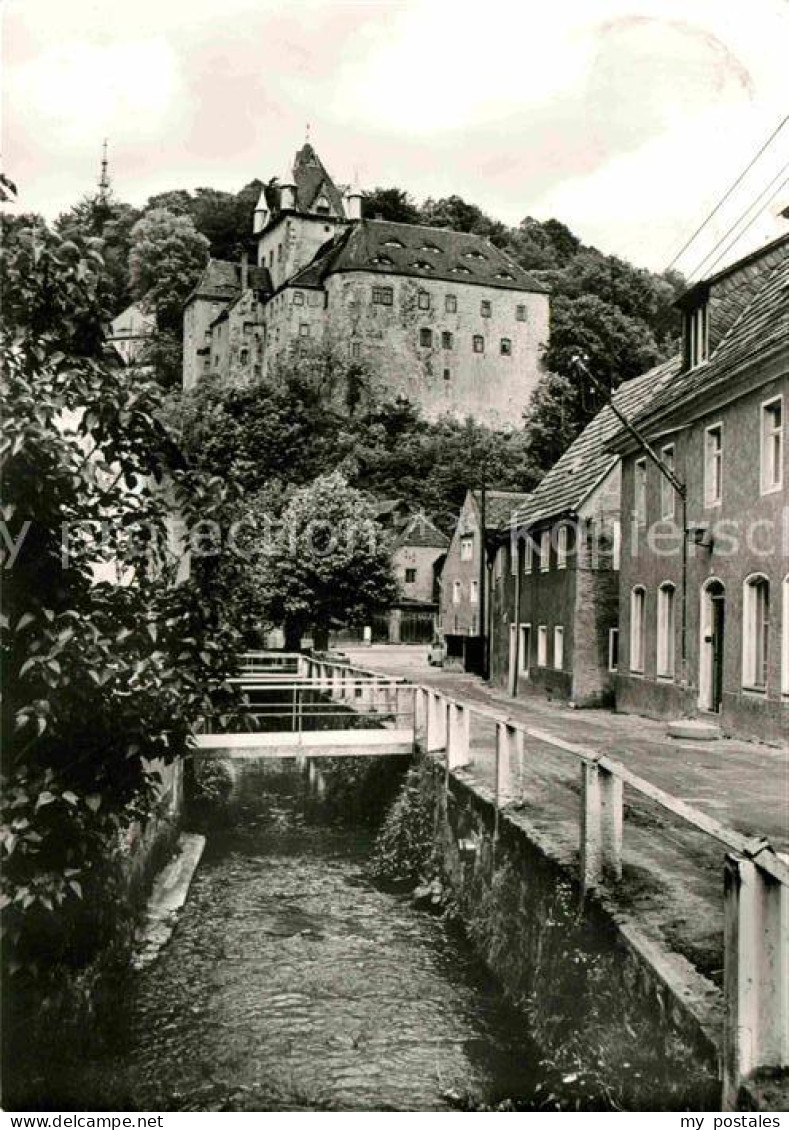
xmin=182 ymin=142 xmax=550 ymax=427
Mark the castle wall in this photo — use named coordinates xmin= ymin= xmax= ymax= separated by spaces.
xmin=322 ymin=270 xmax=549 ymax=427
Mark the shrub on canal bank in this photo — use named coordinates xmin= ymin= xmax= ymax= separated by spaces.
xmin=369 ymin=760 xmax=441 ymax=884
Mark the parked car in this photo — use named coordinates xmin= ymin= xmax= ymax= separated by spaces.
xmin=427 ymin=638 xmax=445 ymax=667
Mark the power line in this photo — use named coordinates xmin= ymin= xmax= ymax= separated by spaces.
xmin=665 ymin=114 xmax=789 ymax=272
xmin=685 ymin=163 xmax=789 ymax=283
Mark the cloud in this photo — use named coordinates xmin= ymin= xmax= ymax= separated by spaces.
xmin=8 ymin=38 xmax=183 ymax=149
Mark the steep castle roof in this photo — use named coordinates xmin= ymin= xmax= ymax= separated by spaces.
xmin=287 ymin=219 xmax=548 ymax=294
xmin=292 ymin=143 xmax=346 ymax=217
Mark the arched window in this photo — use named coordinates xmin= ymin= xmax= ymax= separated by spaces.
xmin=657 ymin=582 xmax=676 ymax=678
xmin=743 ymin=574 xmax=770 ymax=689
xmin=630 ymin=586 xmax=646 ymax=673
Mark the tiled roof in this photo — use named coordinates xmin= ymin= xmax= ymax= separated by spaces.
xmin=628 ymin=249 xmax=789 ymax=433
xmin=511 ymin=357 xmax=681 ymax=531
xmin=393 ymin=512 xmax=450 ymax=550
xmin=471 ymin=490 xmax=533 ymax=531
xmin=185 ymin=260 xmax=271 ymax=305
xmin=288 ymin=220 xmax=548 ymax=294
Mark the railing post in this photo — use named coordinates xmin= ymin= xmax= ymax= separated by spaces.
xmin=426 ymin=692 xmax=447 ymax=753
xmin=415 ymin=687 xmax=428 ymax=741
xmin=331 ymin=665 xmax=342 ymax=701
xmin=723 ymin=854 xmax=789 ymax=1107
xmin=447 ymin=702 xmax=470 ymax=769
xmin=496 ymin=722 xmax=522 ymax=806
xmin=580 ymin=759 xmax=623 ymax=890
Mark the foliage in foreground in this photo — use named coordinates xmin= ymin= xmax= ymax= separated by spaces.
xmin=0 ymin=215 xmax=239 ymax=978
xmin=369 ymin=760 xmax=440 ymax=884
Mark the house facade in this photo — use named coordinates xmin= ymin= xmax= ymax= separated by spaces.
xmin=183 ymin=142 xmax=550 ymax=427
xmin=488 ymin=359 xmax=678 ymax=705
xmin=613 ymin=237 xmax=788 ymax=742
xmin=439 ymin=490 xmax=530 ymax=671
xmin=388 ymin=512 xmax=448 ymax=643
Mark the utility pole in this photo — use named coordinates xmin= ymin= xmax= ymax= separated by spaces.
xmin=569 ymin=354 xmax=689 ymax=686
xmin=478 ymin=477 xmax=488 ymax=681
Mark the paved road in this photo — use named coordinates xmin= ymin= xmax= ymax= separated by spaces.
xmin=342 ymin=644 xmax=789 ymax=982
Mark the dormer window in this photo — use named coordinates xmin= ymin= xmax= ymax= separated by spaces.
xmin=463 ymin=250 xmax=486 ymax=260
xmin=496 ymin=271 xmax=515 ymax=281
xmin=314 ymin=196 xmax=331 ymax=215
xmin=371 ymin=255 xmax=394 ymax=266
xmin=414 ymin=260 xmax=434 ymax=271
xmin=685 ymin=300 xmax=709 ymax=368
xmin=420 ymin=243 xmax=441 ymax=254
xmin=451 ymin=264 xmax=471 ymax=275
xmin=383 ymin=238 xmax=405 ymax=248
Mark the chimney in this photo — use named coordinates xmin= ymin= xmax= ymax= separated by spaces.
xmin=241 ymin=249 xmax=249 ymax=290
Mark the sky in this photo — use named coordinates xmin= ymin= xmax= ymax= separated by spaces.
xmin=3 ymin=0 xmax=788 ymax=276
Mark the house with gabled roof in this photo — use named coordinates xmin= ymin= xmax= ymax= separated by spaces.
xmin=610 ymin=234 xmax=788 ymax=742
xmin=488 ymin=359 xmax=679 ymax=705
xmin=440 ymin=489 xmax=531 ymax=673
xmin=183 ymin=140 xmax=550 ymax=427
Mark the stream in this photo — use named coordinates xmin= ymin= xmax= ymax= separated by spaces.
xmin=92 ymin=760 xmax=544 ymax=1111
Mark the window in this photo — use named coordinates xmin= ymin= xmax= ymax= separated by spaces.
xmin=460 ymin=534 xmax=474 ymax=561
xmin=420 ymin=328 xmax=433 ymax=347
xmin=540 ymin=529 xmax=550 ymax=572
xmin=383 ymin=238 xmax=405 ymax=248
xmin=660 ymin=444 xmax=676 ymax=519
xmin=277 ymin=243 xmax=282 ymax=260
xmin=292 ymin=292 xmax=304 ymax=306
xmin=470 ymin=580 xmax=479 ymax=604
xmin=418 ymin=290 xmax=431 ymax=310
xmin=635 ymin=457 xmax=647 ymax=523
xmin=452 ymin=264 xmax=471 ymax=275
xmin=299 ymin=323 xmax=310 ymax=338
xmin=516 ymin=304 xmax=527 ymax=321
xmin=472 ymin=335 xmax=484 ymax=353
xmin=441 ymin=331 xmax=453 ymax=349
xmin=704 ymin=423 xmax=723 ymax=507
xmin=500 ymin=338 xmax=512 ymax=356
xmin=537 ymin=626 xmax=548 ymax=667
xmin=686 ymin=301 xmax=709 ymax=368
xmin=370 ymin=255 xmax=394 ymax=266
xmin=553 ymin=626 xmax=564 ymax=670
xmin=495 ymin=271 xmax=514 ymax=281
xmin=761 ymin=397 xmax=783 ymax=494
xmin=243 ymin=321 xmax=254 ymax=336
xmin=452 ymin=580 xmax=462 ymax=605
xmin=630 ymin=587 xmax=646 ymax=673
xmin=372 ymin=286 xmax=394 ymax=306
xmin=524 ymin=536 xmax=533 ymax=573
xmin=743 ymin=575 xmax=770 ymax=690
xmin=443 ymin=368 xmax=451 ymax=381
xmin=445 ymin=294 xmax=457 ymax=313
xmin=480 ymin=300 xmax=492 ymax=317
xmin=657 ymin=583 xmax=676 ymax=678
xmin=420 ymin=242 xmax=441 ymax=254
xmin=405 ymin=568 xmax=417 ymax=584
xmin=350 ymin=341 xmax=361 ymax=359
xmin=414 ymin=261 xmax=434 ymax=272
xmin=519 ymin=624 xmax=531 ymax=676
xmin=608 ymin=628 xmax=619 ymax=672
xmin=465 ymin=250 xmax=486 ymax=261
xmin=782 ymin=576 xmax=789 ymax=696
xmin=556 ymin=525 xmax=568 ymax=569
xmin=239 ymin=347 xmax=249 ymax=365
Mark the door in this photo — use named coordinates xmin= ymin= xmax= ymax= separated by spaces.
xmin=508 ymin=624 xmax=517 ymax=695
xmin=710 ymin=592 xmax=725 ymax=713
xmin=700 ymin=580 xmax=725 ymax=712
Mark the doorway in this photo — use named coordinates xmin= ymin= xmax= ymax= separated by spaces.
xmin=700 ymin=580 xmax=725 ymax=712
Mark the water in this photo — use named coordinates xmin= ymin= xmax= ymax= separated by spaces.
xmin=99 ymin=762 xmax=541 ymax=1112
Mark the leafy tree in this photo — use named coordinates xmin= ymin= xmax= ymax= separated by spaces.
xmin=362 ymin=187 xmax=421 ymax=224
xmin=55 ymin=195 xmax=141 ymax=316
xmin=129 ymin=207 xmax=209 ymax=334
xmin=245 ymin=472 xmax=398 ymax=649
xmin=0 ymin=216 xmax=238 ymax=985
xmin=420 ymin=194 xmax=508 ymax=246
xmin=143 ymin=181 xmax=263 ymax=261
xmin=523 ymin=294 xmax=661 ymax=470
